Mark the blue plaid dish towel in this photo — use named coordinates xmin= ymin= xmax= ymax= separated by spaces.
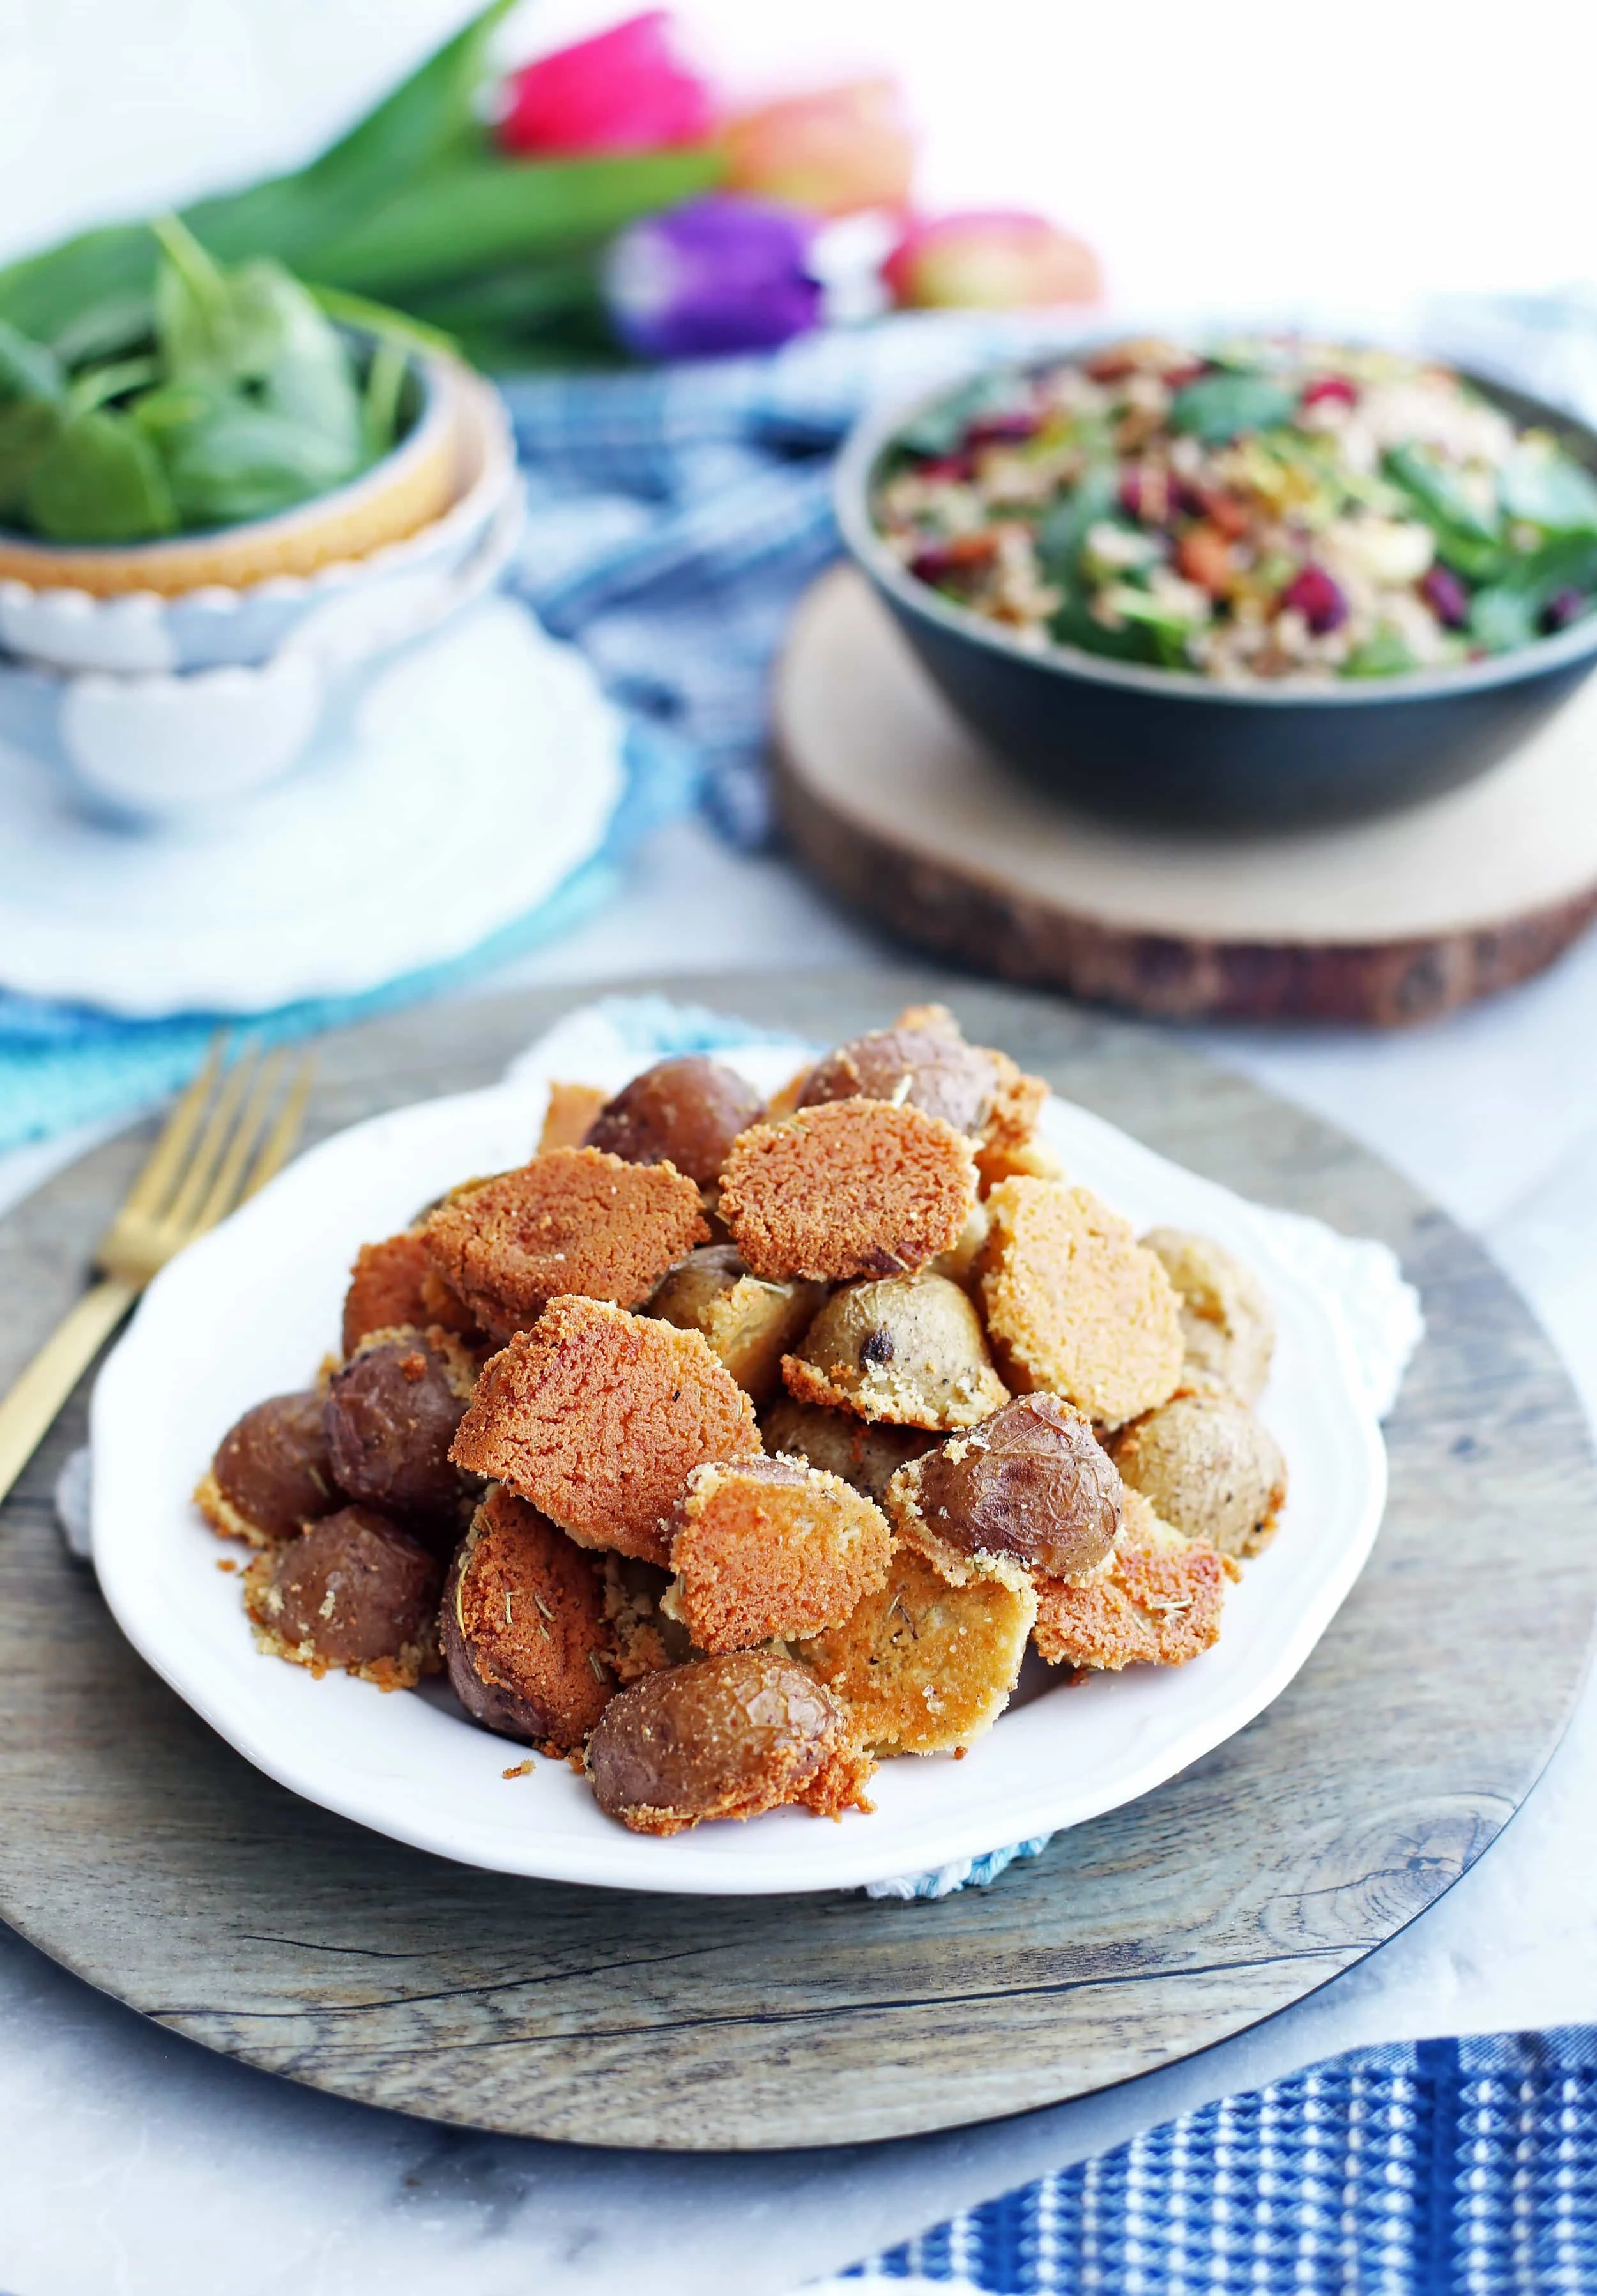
xmin=818 ymin=2028 xmax=1597 ymax=2293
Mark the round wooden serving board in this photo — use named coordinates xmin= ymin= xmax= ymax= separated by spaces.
xmin=1 ymin=970 xmax=1594 ymax=2152
xmin=775 ymin=569 xmax=1597 ymax=1026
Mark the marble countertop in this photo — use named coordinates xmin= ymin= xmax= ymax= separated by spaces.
xmin=3 ymin=814 xmax=1596 ymax=2296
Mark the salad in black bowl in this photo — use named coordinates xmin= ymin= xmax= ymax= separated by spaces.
xmin=838 ymin=336 xmax=1597 ymax=829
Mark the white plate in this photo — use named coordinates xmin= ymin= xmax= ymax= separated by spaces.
xmin=0 ymin=595 xmax=624 ymax=1015
xmin=91 ymin=1037 xmax=1387 ymax=1897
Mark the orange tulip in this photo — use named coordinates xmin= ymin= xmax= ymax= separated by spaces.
xmin=722 ymin=80 xmax=915 ymax=217
xmin=885 ymin=211 xmax=1102 ymax=309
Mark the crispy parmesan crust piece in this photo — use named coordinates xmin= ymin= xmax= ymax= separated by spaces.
xmin=586 ymin=1651 xmax=875 ymax=1834
xmin=341 ymin=1231 xmax=479 ymax=1357
xmin=441 ymin=1486 xmax=614 ymax=1752
xmin=719 ymin=1100 xmax=977 ymax=1282
xmin=538 ymin=1080 xmax=610 ymax=1154
xmin=974 ymin=1133 xmax=1066 ymax=1197
xmin=668 ymin=1457 xmax=891 ymax=1651
xmin=979 ymin=1179 xmax=1184 ymax=1428
xmin=1032 ymin=1490 xmax=1235 ymax=1671
xmin=450 ymin=1297 xmax=761 ymax=1565
xmin=423 ymin=1147 xmax=709 ymax=1340
xmin=797 ymin=1544 xmax=1036 ymax=1754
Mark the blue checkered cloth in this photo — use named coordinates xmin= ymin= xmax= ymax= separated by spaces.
xmin=837 ymin=2028 xmax=1597 ymax=2292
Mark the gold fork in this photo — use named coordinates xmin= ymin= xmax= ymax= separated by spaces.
xmin=0 ymin=1038 xmax=314 ymax=1509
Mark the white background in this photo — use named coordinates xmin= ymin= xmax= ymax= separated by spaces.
xmin=3 ymin=0 xmax=1596 ymax=314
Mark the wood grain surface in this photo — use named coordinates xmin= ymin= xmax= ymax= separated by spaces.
xmin=775 ymin=571 xmax=1597 ymax=1025
xmin=0 ymin=969 xmax=1593 ymax=2152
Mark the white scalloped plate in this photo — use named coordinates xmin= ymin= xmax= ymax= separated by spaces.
xmin=0 ymin=594 xmax=625 ymax=1015
xmin=91 ymin=1036 xmax=1387 ymax=1896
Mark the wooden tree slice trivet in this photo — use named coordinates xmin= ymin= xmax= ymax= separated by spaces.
xmin=774 ymin=569 xmax=1597 ymax=1025
xmin=1 ymin=971 xmax=1594 ymax=2151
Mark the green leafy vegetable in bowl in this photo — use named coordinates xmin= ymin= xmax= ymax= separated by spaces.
xmin=0 ymin=219 xmax=438 ymax=545
xmin=871 ymin=337 xmax=1597 ymax=684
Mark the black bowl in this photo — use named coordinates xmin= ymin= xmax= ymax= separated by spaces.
xmin=835 ymin=359 xmax=1597 ymax=831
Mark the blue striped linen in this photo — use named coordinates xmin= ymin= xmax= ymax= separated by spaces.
xmin=832 ymin=2028 xmax=1597 ymax=2293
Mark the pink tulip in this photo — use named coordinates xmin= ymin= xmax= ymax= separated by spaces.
xmin=885 ymin=211 xmax=1103 ymax=310
xmin=499 ymin=11 xmax=715 ymax=157
xmin=722 ymin=80 xmax=915 ymax=218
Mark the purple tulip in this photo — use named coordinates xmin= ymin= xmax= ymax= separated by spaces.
xmin=603 ymin=195 xmax=823 ymax=359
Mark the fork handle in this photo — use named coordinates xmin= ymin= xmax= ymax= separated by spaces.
xmin=0 ymin=1277 xmax=140 ymax=1512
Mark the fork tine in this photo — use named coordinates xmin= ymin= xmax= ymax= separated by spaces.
xmin=164 ymin=1046 xmax=259 ymax=1237
xmin=190 ymin=1047 xmax=288 ymax=1238
xmin=119 ymin=1035 xmax=227 ymax=1220
xmin=240 ymin=1053 xmax=314 ymax=1201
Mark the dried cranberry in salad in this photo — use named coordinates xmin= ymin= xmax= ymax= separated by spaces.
xmin=871 ymin=338 xmax=1597 ymax=682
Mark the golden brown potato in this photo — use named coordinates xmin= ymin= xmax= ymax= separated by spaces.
xmin=1140 ymin=1227 xmax=1275 ymax=1404
xmin=759 ymin=1397 xmax=936 ymax=1502
xmin=650 ymin=1244 xmax=825 ymax=1405
xmin=1110 ymin=1384 xmax=1287 ymax=1559
xmin=798 ymin=1005 xmax=1048 ymax=1156
xmin=885 ymin=1394 xmax=1123 ymax=1589
xmin=195 ymin=1390 xmax=339 ymax=1548
xmin=667 ymin=1456 xmax=892 ymax=1651
xmin=796 ymin=1545 xmax=1036 ymax=1754
xmin=586 ymin=1652 xmax=875 ymax=1833
xmin=243 ymin=1506 xmax=442 ymax=1688
xmin=584 ymin=1057 xmax=764 ymax=1186
xmin=979 ymin=1180 xmax=1184 ymax=1428
xmin=323 ymin=1325 xmax=478 ymax=1544
xmin=781 ymin=1273 xmax=1007 ymax=1430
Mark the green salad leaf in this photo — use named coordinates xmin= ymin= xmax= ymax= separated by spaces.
xmin=1341 ymin=627 xmax=1419 ymax=679
xmin=1170 ymin=371 xmax=1297 ymax=445
xmin=1498 ymin=441 xmax=1597 ymax=535
xmin=153 ymin=218 xmax=287 ymax=388
xmin=0 ymin=317 xmax=67 ymax=512
xmin=1470 ymin=532 xmax=1597 ymax=651
xmin=151 ymin=395 xmax=365 ymax=528
xmin=1048 ymin=589 xmax=1160 ymax=664
xmin=1036 ymin=462 xmax=1120 ymax=586
xmin=1382 ymin=444 xmax=1505 ymax=578
xmin=23 ymin=407 xmax=176 ymax=541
